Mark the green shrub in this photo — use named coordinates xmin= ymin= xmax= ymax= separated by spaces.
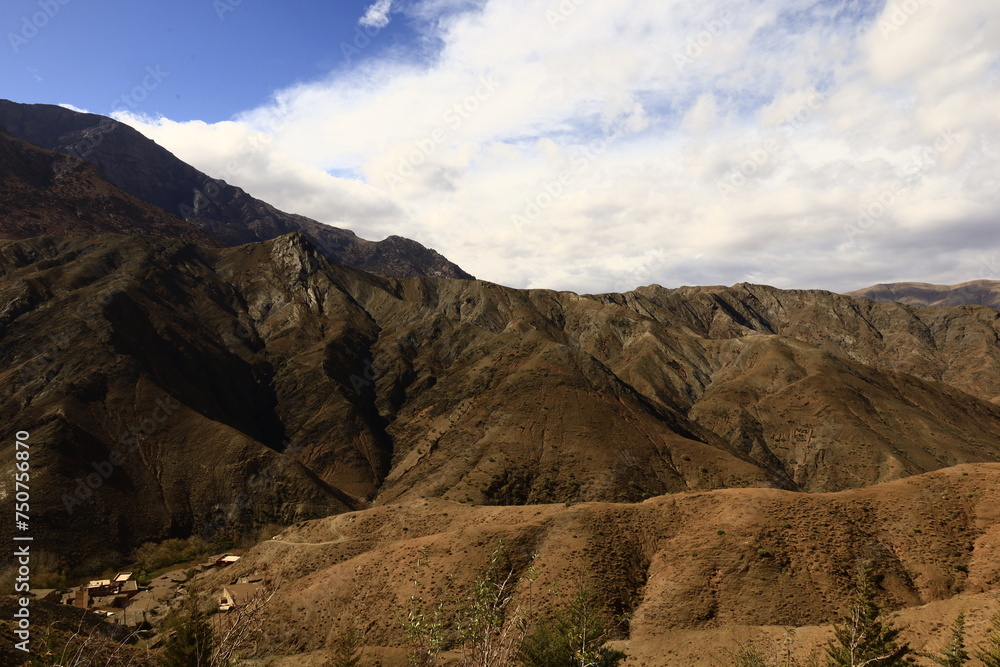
xmin=329 ymin=626 xmax=363 ymax=667
xmin=132 ymin=537 xmax=210 ymax=573
xmin=733 ymin=646 xmax=770 ymax=667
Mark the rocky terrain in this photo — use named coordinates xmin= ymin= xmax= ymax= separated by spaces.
xmin=5 ymin=232 xmax=1000 ymax=574
xmin=5 ymin=109 xmax=1000 ymax=662
xmin=0 ymin=99 xmax=472 ymax=280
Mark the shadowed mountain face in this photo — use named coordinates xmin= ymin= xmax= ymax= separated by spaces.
xmin=0 ymin=99 xmax=473 ymax=280
xmin=848 ymin=279 xmax=1000 ymax=310
xmin=4 ymin=233 xmax=1000 ymax=564
xmin=0 ymin=129 xmax=221 ymax=246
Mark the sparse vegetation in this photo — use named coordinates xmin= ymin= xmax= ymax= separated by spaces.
xmin=401 ymin=541 xmax=535 ymax=666
xmin=456 ymin=541 xmax=534 ymax=667
xmin=402 ymin=548 xmax=450 ymax=666
xmin=31 ymin=551 xmax=69 ymax=589
xmin=733 ymin=646 xmax=770 ymax=667
xmin=397 ymin=542 xmax=627 ymax=667
xmin=157 ymin=586 xmax=274 ymax=667
xmin=24 ymin=619 xmax=152 ymax=667
xmin=159 ymin=598 xmax=213 ymax=667
xmin=132 ymin=537 xmax=213 ymax=574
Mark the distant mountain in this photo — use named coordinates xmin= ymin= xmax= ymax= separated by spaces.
xmin=7 ymin=233 xmax=1000 ymax=565
xmin=0 ymin=99 xmax=473 ymax=280
xmin=0 ymin=127 xmax=220 ymax=246
xmin=847 ymin=279 xmax=1000 ymax=310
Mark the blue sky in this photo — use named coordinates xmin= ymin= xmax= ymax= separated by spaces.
xmin=2 ymin=0 xmax=415 ymax=121
xmin=2 ymin=1 xmax=999 ymax=294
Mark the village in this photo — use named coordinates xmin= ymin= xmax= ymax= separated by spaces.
xmin=28 ymin=552 xmax=264 ymax=630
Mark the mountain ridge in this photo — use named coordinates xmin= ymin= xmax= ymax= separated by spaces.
xmin=847 ymin=279 xmax=1000 ymax=310
xmin=5 ymin=232 xmax=1000 ymax=566
xmin=0 ymin=99 xmax=473 ymax=281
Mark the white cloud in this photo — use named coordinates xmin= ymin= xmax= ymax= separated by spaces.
xmin=115 ymin=0 xmax=1000 ymax=294
xmin=359 ymin=0 xmax=394 ymax=29
xmin=58 ymin=103 xmax=90 ymax=113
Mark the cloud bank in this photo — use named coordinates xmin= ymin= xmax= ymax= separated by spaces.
xmin=115 ymin=0 xmax=1000 ymax=294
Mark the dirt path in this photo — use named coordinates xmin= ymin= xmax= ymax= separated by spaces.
xmin=265 ymin=517 xmax=344 ymax=547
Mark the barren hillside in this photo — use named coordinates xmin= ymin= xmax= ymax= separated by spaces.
xmin=202 ymin=464 xmax=1000 ymax=665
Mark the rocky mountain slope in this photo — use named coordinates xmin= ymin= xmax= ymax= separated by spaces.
xmin=204 ymin=463 xmax=1000 ymax=665
xmin=848 ymin=279 xmax=1000 ymax=310
xmin=0 ymin=128 xmax=220 ymax=246
xmin=5 ymin=233 xmax=1000 ymax=567
xmin=0 ymin=99 xmax=472 ymax=280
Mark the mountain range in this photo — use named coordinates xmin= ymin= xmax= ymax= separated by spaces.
xmin=5 ymin=230 xmax=1000 ymax=568
xmin=4 ymin=99 xmax=1000 ymax=664
xmin=848 ymin=279 xmax=1000 ymax=310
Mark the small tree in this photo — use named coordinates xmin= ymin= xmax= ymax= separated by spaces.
xmin=160 ymin=588 xmax=274 ymax=667
xmin=329 ymin=625 xmax=363 ymax=667
xmin=824 ymin=560 xmax=916 ymax=667
xmin=716 ymin=630 xmax=816 ymax=667
xmin=926 ymin=611 xmax=970 ymax=666
xmin=977 ymin=608 xmax=1000 ymax=667
xmin=402 ymin=547 xmax=448 ymax=667
xmin=520 ymin=582 xmax=626 ymax=667
xmin=456 ymin=540 xmax=534 ymax=667
xmin=210 ymin=587 xmax=274 ymax=666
